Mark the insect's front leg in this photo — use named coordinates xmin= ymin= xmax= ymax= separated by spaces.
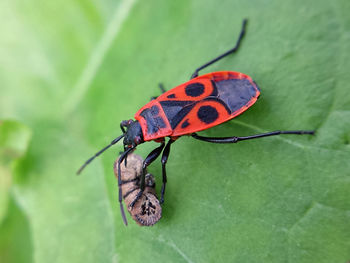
xmin=130 ymin=142 xmax=165 ymax=208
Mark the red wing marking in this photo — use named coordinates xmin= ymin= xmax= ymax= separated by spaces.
xmin=134 ymin=71 xmax=260 ymax=140
xmin=169 ymin=71 xmax=260 ymax=136
xmin=172 ymin=99 xmax=231 ymax=136
xmin=157 ymin=78 xmax=215 ymax=102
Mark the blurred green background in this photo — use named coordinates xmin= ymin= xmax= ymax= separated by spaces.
xmin=1 ymin=0 xmax=350 ymax=262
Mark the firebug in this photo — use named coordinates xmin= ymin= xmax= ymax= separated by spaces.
xmin=77 ymin=19 xmax=314 ymax=225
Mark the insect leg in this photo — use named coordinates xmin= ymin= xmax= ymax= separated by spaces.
xmin=159 ymin=83 xmax=166 ymax=93
xmin=150 ymin=83 xmax=167 ymax=100
xmin=130 ymin=142 xmax=165 ymax=207
xmin=160 ymin=139 xmax=175 ymax=204
xmin=190 ymin=19 xmax=248 ymax=79
xmin=191 ymin=130 xmax=314 ymax=143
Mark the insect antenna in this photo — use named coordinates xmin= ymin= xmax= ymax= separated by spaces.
xmin=77 ymin=134 xmax=125 ymax=175
xmin=117 ymin=146 xmax=135 ymax=226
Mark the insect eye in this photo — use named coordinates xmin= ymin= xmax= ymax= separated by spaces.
xmin=134 ymin=136 xmax=142 ymax=145
xmin=121 ymin=119 xmax=133 ymax=127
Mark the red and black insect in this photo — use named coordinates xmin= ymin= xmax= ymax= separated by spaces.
xmin=77 ymin=19 xmax=314 ymax=225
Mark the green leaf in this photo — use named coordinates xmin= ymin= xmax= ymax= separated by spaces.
xmin=1 ymin=0 xmax=350 ymax=262
xmin=0 ymin=120 xmax=31 ymax=263
xmin=0 ymin=120 xmax=32 ymax=161
xmin=12 ymin=124 xmax=118 ymax=262
xmin=0 ymin=197 xmax=33 ymax=263
xmin=0 ymin=120 xmax=31 ymax=223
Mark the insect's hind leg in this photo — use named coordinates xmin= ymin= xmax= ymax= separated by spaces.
xmin=191 ymin=130 xmax=315 ymax=144
xmin=191 ymin=19 xmax=248 ymax=79
xmin=150 ymin=83 xmax=167 ymax=100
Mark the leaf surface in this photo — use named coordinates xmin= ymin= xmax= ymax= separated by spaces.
xmin=0 ymin=0 xmax=349 ymax=262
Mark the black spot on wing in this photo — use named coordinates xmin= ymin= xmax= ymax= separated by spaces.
xmin=159 ymin=100 xmax=195 ymax=129
xmin=215 ymin=79 xmax=258 ymax=113
xmin=181 ymin=119 xmax=190 ymax=129
xmin=159 ymin=100 xmax=191 ymax=123
xmin=185 ymin=83 xmax=205 ymax=97
xmin=169 ymin=105 xmax=195 ymax=129
xmin=197 ymin=106 xmax=219 ymax=124
xmin=167 ymin=94 xmax=176 ymax=98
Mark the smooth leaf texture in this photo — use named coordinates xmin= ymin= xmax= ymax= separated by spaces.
xmin=1 ymin=0 xmax=350 ymax=262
